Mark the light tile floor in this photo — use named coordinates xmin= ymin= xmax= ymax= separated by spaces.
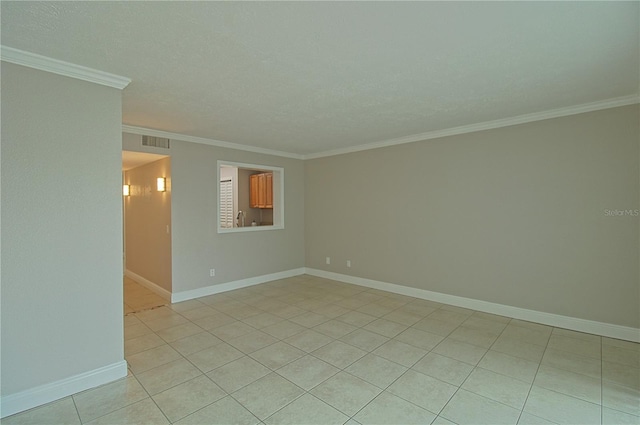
xmin=5 ymin=275 xmax=640 ymax=424
xmin=124 ymin=276 xmax=168 ymax=314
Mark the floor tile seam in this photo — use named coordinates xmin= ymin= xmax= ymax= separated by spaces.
xmin=537 ymin=362 xmax=605 ymax=383
xmin=75 ymin=374 xmax=153 ymax=425
xmin=226 ymin=334 xmax=283 ymax=355
xmin=169 ymin=333 xmax=226 ymax=356
xmin=80 ymin=398 xmax=155 ymax=425
xmin=600 ymin=337 xmax=604 ymax=425
xmin=358 ymin=323 xmax=410 ymax=340
xmin=601 ymin=376 xmax=640 ymax=392
xmin=343 ymin=362 xmax=460 ymax=420
xmin=303 ymin=384 xmax=366 ymax=420
xmin=524 ymin=340 xmax=604 ymax=423
xmin=543 ymin=344 xmax=608 ymax=361
xmin=408 ymin=318 xmax=460 ymax=337
xmin=205 ymin=312 xmax=275 ymax=334
xmin=602 ymin=406 xmax=640 ymax=420
xmin=124 ymin=343 xmax=181 ymax=369
xmin=169 ymin=395 xmax=256 ymax=425
xmin=519 ymin=412 xmax=562 ymax=425
xmin=179 ymin=344 xmax=246 ymax=375
xmin=326 ymin=332 xmax=385 ymax=357
xmin=527 ymin=384 xmax=605 ymax=413
xmin=464 ymin=364 xmax=537 ymax=386
xmin=453 ymin=383 xmax=530 ymax=412
xmin=124 ymin=326 xmax=155 ymax=340
xmin=155 ymin=323 xmax=211 ymax=344
xmin=531 ymin=375 xmax=603 ymax=407
xmin=135 ymin=363 xmax=211 ymax=398
xmin=122 ymin=282 xmax=632 ymax=420
xmin=244 ymin=339 xmax=309 ymax=370
xmin=601 ymin=356 xmax=640 ymax=369
xmin=272 ymin=360 xmax=342 ymax=391
xmin=457 ymin=321 xmax=506 ymax=335
xmin=203 ymin=363 xmax=271 ymax=395
xmin=228 ymin=310 xmax=272 ymax=321
xmin=486 ymin=321 xmax=548 ymax=360
xmin=435 ymin=344 xmax=487 ymax=421
xmin=478 ymin=341 xmax=544 ymax=364
xmin=487 ymin=343 xmax=546 ymax=364
xmin=227 ymin=376 xmax=307 ymax=422
xmin=536 ymin=362 xmax=601 ymax=383
xmin=543 ymin=344 xmax=602 ymax=361
xmin=444 ymin=333 xmax=498 ymax=350
xmin=124 ymin=336 xmax=167 ymax=357
xmin=150 ymin=375 xmax=230 ymax=423
xmin=338 ymin=365 xmax=408 ymax=395
xmin=304 ymin=349 xmax=355 ymax=371
xmin=548 ymin=331 xmax=604 ymax=349
xmin=346 ymin=378 xmax=439 ymax=424
xmin=132 ymin=315 xmax=179 ymax=328
xmin=433 ymin=315 xmax=532 ymax=420
xmin=70 ymin=394 xmax=83 ymax=424
xmin=492 ymin=318 xmax=542 ymax=425
xmin=601 ymin=340 xmax=640 ymax=352
xmin=389 ymin=371 xmax=458 ymax=421
xmin=146 ymin=388 xmax=176 ymax=424
xmin=131 ymin=347 xmax=214 ymax=398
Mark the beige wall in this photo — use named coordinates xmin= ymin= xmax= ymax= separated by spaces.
xmin=171 ymin=140 xmax=305 ymax=293
xmin=124 ymin=157 xmax=172 ymax=292
xmin=1 ymin=63 xmax=125 ymax=398
xmin=305 ymin=105 xmax=639 ymax=328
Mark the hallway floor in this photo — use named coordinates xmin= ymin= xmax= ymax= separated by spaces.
xmin=124 ymin=276 xmax=168 ymax=314
xmin=4 ymin=275 xmax=639 ymax=424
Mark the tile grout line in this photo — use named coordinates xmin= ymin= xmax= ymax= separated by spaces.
xmin=130 ymin=280 xmax=616 ymax=422
xmin=434 ymin=315 xmax=513 ymax=423
xmin=70 ymin=394 xmax=83 ymax=425
xmin=512 ymin=327 xmax=547 ymax=424
xmin=600 ymin=334 xmax=604 ymax=425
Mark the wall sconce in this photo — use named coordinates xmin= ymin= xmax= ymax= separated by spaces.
xmin=157 ymin=177 xmax=166 ymax=192
xmin=123 ymin=184 xmax=130 ymax=196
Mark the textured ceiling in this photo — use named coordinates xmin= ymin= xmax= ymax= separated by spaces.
xmin=2 ymin=1 xmax=639 ymax=156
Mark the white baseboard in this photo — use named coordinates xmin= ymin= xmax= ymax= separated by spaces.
xmin=0 ymin=360 xmax=127 ymax=419
xmin=171 ymin=268 xmax=306 ymax=303
xmin=305 ymin=268 xmax=640 ymax=343
xmin=125 ymin=270 xmax=171 ymax=301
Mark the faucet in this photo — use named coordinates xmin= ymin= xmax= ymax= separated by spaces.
xmin=236 ymin=210 xmax=245 ymax=227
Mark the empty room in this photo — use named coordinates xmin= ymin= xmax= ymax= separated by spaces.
xmin=1 ymin=2 xmax=638 ymax=425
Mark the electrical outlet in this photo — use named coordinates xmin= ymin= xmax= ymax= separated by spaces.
xmin=326 ymin=257 xmax=331 ymax=265
xmin=209 ymin=268 xmax=215 ymax=277
xmin=347 ymin=260 xmax=351 ymax=268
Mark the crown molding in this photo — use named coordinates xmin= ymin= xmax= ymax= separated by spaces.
xmin=0 ymin=45 xmax=131 ymax=90
xmin=121 ymin=125 xmax=304 ymax=160
xmin=304 ymin=94 xmax=640 ymax=160
xmin=124 ymin=95 xmax=638 ymax=161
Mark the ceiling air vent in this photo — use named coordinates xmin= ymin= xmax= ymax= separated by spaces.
xmin=142 ymin=135 xmax=170 ymax=149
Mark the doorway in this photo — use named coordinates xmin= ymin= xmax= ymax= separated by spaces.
xmin=122 ymin=150 xmax=172 ymax=313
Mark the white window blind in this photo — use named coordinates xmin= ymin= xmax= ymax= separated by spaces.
xmin=220 ymin=179 xmax=233 ymax=229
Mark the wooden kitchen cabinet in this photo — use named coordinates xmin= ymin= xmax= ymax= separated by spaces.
xmin=250 ymin=172 xmax=273 ymax=209
xmin=265 ymin=173 xmax=273 ymax=208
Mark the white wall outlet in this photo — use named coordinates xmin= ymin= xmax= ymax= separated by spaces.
xmin=325 ymin=257 xmax=331 ymax=265
xmin=347 ymin=260 xmax=351 ymax=268
xmin=209 ymin=268 xmax=215 ymax=277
